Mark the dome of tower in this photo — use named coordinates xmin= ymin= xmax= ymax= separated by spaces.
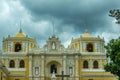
xmin=15 ymin=28 xmax=26 ymax=37
xmin=82 ymin=31 xmax=92 ymax=37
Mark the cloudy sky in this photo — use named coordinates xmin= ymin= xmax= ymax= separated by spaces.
xmin=0 ymin=0 xmax=120 ymax=48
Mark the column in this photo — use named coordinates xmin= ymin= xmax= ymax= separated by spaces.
xmin=22 ymin=42 xmax=25 ymax=52
xmin=16 ymin=57 xmax=19 ymax=68
xmin=6 ymin=42 xmax=7 ymax=52
xmin=83 ymin=42 xmax=85 ymax=52
xmin=63 ymin=54 xmax=67 ymax=80
xmin=97 ymin=42 xmax=100 ymax=52
xmin=100 ymin=59 xmax=103 ymax=70
xmin=63 ymin=55 xmax=67 ymax=74
xmin=11 ymin=42 xmax=13 ymax=52
xmin=75 ymin=54 xmax=79 ymax=80
xmin=90 ymin=57 xmax=92 ymax=70
xmin=95 ymin=43 xmax=97 ymax=52
xmin=41 ymin=55 xmax=44 ymax=80
xmin=29 ymin=56 xmax=33 ymax=80
xmin=8 ymin=43 xmax=10 ymax=52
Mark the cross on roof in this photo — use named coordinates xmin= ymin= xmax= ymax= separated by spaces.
xmin=56 ymin=71 xmax=70 ymax=80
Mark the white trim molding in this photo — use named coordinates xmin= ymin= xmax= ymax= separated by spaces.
xmin=8 ymin=68 xmax=26 ymax=72
xmin=82 ymin=69 xmax=105 ymax=72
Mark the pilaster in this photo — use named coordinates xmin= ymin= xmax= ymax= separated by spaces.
xmin=90 ymin=57 xmax=92 ymax=70
xmin=29 ymin=56 xmax=33 ymax=80
xmin=83 ymin=42 xmax=86 ymax=52
xmin=63 ymin=54 xmax=67 ymax=74
xmin=75 ymin=54 xmax=79 ymax=80
xmin=16 ymin=57 xmax=19 ymax=68
xmin=100 ymin=59 xmax=103 ymax=69
xmin=41 ymin=55 xmax=45 ymax=80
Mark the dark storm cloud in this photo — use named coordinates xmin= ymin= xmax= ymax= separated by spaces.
xmin=0 ymin=0 xmax=120 ymax=48
xmin=20 ymin=0 xmax=120 ymax=33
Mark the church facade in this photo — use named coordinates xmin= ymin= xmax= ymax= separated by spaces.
xmin=0 ymin=29 xmax=117 ymax=80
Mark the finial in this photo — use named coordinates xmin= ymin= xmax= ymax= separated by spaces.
xmin=52 ymin=21 xmax=55 ymax=36
xmin=51 ymin=18 xmax=55 ymax=36
xmin=19 ymin=20 xmax=22 ymax=33
xmin=19 ymin=27 xmax=22 ymax=33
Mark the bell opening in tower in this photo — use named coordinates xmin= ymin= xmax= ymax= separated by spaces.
xmin=15 ymin=43 xmax=22 ymax=52
xmin=87 ymin=43 xmax=93 ymax=52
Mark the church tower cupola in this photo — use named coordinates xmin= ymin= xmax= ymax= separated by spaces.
xmin=82 ymin=30 xmax=92 ymax=38
xmin=70 ymin=31 xmax=104 ymax=53
xmin=19 ymin=27 xmax=22 ymax=33
xmin=2 ymin=28 xmax=37 ymax=53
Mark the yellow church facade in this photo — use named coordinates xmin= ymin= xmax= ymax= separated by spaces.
xmin=0 ymin=29 xmax=117 ymax=80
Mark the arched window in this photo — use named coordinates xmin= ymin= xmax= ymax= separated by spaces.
xmin=87 ymin=43 xmax=93 ymax=52
xmin=93 ymin=61 xmax=98 ymax=68
xmin=19 ymin=60 xmax=25 ymax=68
xmin=83 ymin=60 xmax=88 ymax=68
xmin=15 ymin=43 xmax=21 ymax=52
xmin=10 ymin=60 xmax=15 ymax=68
xmin=50 ymin=64 xmax=57 ymax=73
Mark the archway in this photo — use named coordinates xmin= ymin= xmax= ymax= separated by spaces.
xmin=46 ymin=61 xmax=62 ymax=75
xmin=51 ymin=64 xmax=57 ymax=73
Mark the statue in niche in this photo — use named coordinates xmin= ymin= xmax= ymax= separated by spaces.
xmin=52 ymin=42 xmax=56 ymax=50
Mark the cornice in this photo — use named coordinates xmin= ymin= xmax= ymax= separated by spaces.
xmin=8 ymin=74 xmax=26 ymax=77
xmin=71 ymin=37 xmax=104 ymax=43
xmin=27 ymin=52 xmax=81 ymax=56
xmin=81 ymin=52 xmax=105 ymax=56
xmin=81 ymin=74 xmax=115 ymax=77
xmin=3 ymin=37 xmax=36 ymax=42
xmin=2 ymin=52 xmax=27 ymax=57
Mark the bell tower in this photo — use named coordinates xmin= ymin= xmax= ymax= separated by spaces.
xmin=2 ymin=28 xmax=37 ymax=53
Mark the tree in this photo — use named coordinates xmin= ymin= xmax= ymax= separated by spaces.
xmin=104 ymin=38 xmax=120 ymax=80
xmin=109 ymin=9 xmax=120 ymax=24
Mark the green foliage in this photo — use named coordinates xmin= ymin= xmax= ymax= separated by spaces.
xmin=109 ymin=9 xmax=120 ymax=24
xmin=104 ymin=37 xmax=120 ymax=79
